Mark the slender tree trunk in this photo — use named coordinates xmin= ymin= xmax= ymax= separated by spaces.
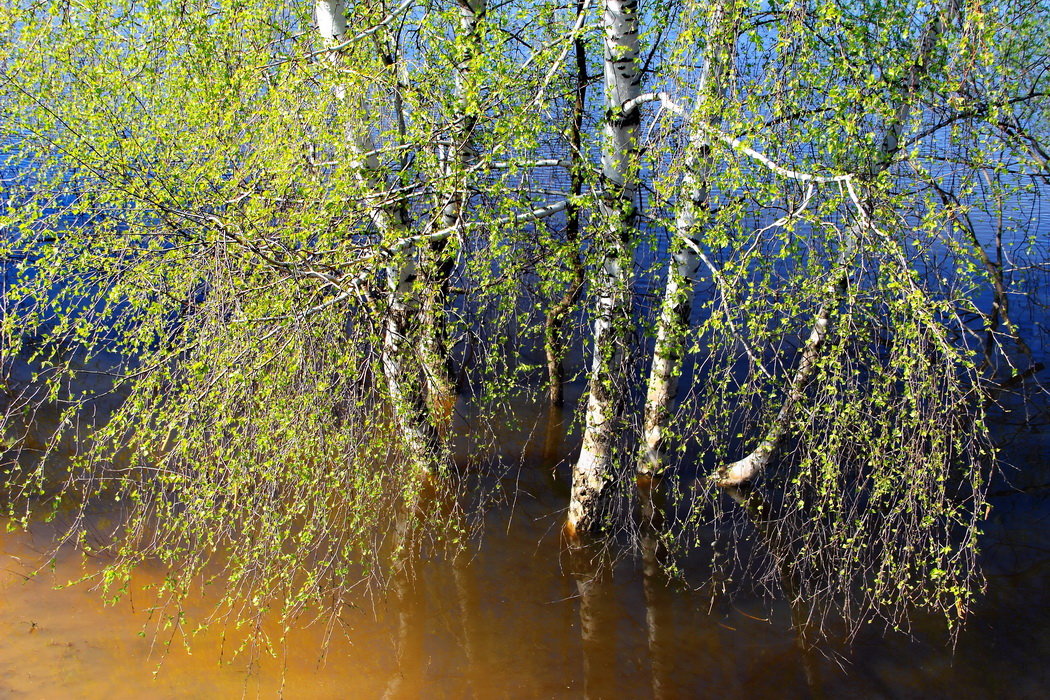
xmin=567 ymin=0 xmax=642 ymax=536
xmin=544 ymin=0 xmax=589 ymax=407
xmin=317 ymin=0 xmax=441 ymax=477
xmin=716 ymin=0 xmax=962 ymax=487
xmin=420 ymin=0 xmax=487 ymax=405
xmin=638 ymin=3 xmax=733 ymax=481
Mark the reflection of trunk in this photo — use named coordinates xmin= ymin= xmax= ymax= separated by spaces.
xmin=421 ymin=0 xmax=487 ymax=402
xmin=723 ymin=486 xmax=825 ymax=699
xmin=638 ymin=478 xmax=673 ymax=699
xmin=544 ymin=0 xmax=589 ymax=407
xmin=382 ymin=472 xmax=470 ymax=698
xmin=716 ymin=0 xmax=962 ymax=487
xmin=568 ymin=0 xmax=641 ymax=536
xmin=566 ymin=537 xmax=617 ymax=699
xmin=317 ymin=1 xmax=441 ymax=474
xmin=451 ymin=550 xmax=482 ymax=696
xmin=639 ymin=2 xmax=733 ymax=480
xmin=382 ymin=518 xmax=426 ymax=699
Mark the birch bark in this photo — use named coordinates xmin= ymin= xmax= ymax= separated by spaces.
xmin=567 ymin=0 xmax=641 ymax=534
xmin=638 ymin=3 xmax=734 ymax=481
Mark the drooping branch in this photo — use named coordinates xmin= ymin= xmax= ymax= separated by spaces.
xmin=714 ymin=0 xmax=965 ymax=488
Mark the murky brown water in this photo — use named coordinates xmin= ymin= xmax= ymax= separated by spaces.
xmin=3 ymin=420 xmax=1049 ymax=699
xmin=3 ymin=368 xmax=1050 ymax=699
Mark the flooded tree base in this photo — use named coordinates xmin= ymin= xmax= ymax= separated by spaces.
xmin=2 ymin=418 xmax=1049 ymax=698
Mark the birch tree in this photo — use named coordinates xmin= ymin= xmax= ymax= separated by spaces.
xmin=567 ymin=0 xmax=643 ymax=536
xmin=1 ymin=0 xmax=1047 ymax=647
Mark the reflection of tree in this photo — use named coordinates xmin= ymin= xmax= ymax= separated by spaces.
xmin=380 ymin=494 xmax=427 ymax=700
xmin=381 ymin=473 xmax=484 ymax=699
xmin=452 ymin=547 xmax=483 ymax=696
xmin=381 ymin=555 xmax=425 ymax=699
xmin=565 ymin=535 xmax=617 ymax=700
xmin=638 ymin=478 xmax=673 ymax=699
xmin=724 ymin=485 xmax=825 ymax=700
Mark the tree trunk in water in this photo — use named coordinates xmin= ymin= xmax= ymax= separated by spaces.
xmin=638 ymin=3 xmax=733 ymax=481
xmin=544 ymin=0 xmax=589 ymax=407
xmin=421 ymin=0 xmax=487 ymax=404
xmin=568 ymin=0 xmax=641 ymax=536
xmin=382 ymin=267 xmax=443 ymax=478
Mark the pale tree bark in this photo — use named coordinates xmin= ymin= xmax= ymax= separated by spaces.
xmin=638 ymin=478 xmax=673 ymax=699
xmin=638 ymin=2 xmax=734 ymax=484
xmin=566 ymin=540 xmax=617 ymax=699
xmin=568 ymin=0 xmax=642 ymax=535
xmin=715 ymin=0 xmax=963 ymax=487
xmin=544 ymin=0 xmax=589 ymax=407
xmin=316 ymin=0 xmax=441 ymax=477
xmin=421 ymin=0 xmax=487 ymax=405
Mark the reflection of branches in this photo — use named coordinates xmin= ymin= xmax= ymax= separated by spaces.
xmin=722 ymin=485 xmax=826 ymax=699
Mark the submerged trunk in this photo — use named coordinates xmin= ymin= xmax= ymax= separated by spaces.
xmin=567 ymin=0 xmax=642 ymax=535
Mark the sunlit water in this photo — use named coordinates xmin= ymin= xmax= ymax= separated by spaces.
xmin=2 ymin=392 xmax=1049 ymax=698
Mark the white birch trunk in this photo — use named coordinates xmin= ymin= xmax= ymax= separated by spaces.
xmin=638 ymin=4 xmax=733 ymax=480
xmin=317 ymin=0 xmax=440 ymax=477
xmin=568 ymin=0 xmax=641 ymax=534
